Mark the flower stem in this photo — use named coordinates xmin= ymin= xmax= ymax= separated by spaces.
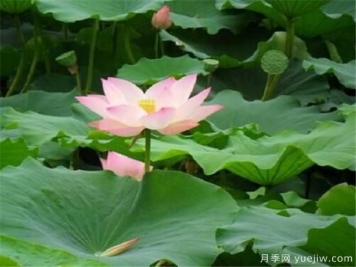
xmin=160 ymin=33 xmax=165 ymax=56
xmin=284 ymin=18 xmax=295 ymax=58
xmin=123 ymin=27 xmax=136 ymax=64
xmin=85 ymin=17 xmax=99 ymax=95
xmin=207 ymin=73 xmax=212 ymax=88
xmin=76 ymin=71 xmax=83 ymax=94
xmin=21 ymin=12 xmax=41 ymax=93
xmin=154 ymin=32 xmax=160 ymax=58
xmin=144 ymin=129 xmax=151 ymax=173
xmin=261 ymin=74 xmax=281 ymax=101
xmin=6 ymin=14 xmax=26 ymax=97
xmin=21 ymin=48 xmax=38 ymax=93
xmin=62 ymin=22 xmax=69 ymax=41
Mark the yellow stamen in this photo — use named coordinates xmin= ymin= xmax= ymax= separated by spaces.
xmin=138 ymin=99 xmax=156 ymax=114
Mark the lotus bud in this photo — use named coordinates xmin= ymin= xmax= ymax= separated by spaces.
xmin=151 ymin=5 xmax=172 ymax=30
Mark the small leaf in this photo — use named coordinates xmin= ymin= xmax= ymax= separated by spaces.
xmin=0 ymin=158 xmax=237 ymax=266
xmin=0 ymin=138 xmax=38 ymax=169
xmin=169 ymin=0 xmax=251 ymax=34
xmin=117 ymin=55 xmax=208 ymax=85
xmin=317 ymin=183 xmax=356 ymax=216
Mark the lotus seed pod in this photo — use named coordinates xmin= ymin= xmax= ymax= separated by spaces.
xmin=261 ymin=50 xmax=289 ymax=75
xmin=203 ymin=59 xmax=219 ymax=73
xmin=0 ymin=0 xmax=33 ymax=14
xmin=56 ymin=51 xmax=77 ymax=68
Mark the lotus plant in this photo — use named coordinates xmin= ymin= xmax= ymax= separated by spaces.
xmin=100 ymin=151 xmax=151 ymax=181
xmin=76 ymin=74 xmax=222 ymax=137
xmin=77 ymin=74 xmax=222 ymax=174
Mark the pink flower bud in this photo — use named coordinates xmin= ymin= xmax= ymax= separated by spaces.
xmin=151 ymin=5 xmax=172 ymax=30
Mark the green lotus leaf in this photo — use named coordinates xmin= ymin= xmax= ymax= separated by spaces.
xmin=0 ymin=254 xmax=20 ymax=267
xmin=133 ymin=108 xmax=355 ymax=185
xmin=207 ymin=90 xmax=338 ymax=134
xmin=338 ymin=103 xmax=356 ymax=117
xmin=35 ymin=0 xmax=166 ymax=22
xmin=216 ymin=206 xmax=355 ymax=265
xmin=216 ymin=0 xmax=285 ymax=25
xmin=205 ymin=59 xmax=330 ymax=103
xmin=293 ymin=9 xmax=354 ymax=38
xmin=317 ymin=183 xmax=356 ymax=216
xmin=161 ymin=28 xmax=308 ymax=68
xmin=169 ymin=0 xmax=251 ymax=34
xmin=2 ymin=108 xmax=89 ymax=146
xmin=216 ymin=0 xmax=354 ymax=38
xmin=265 ymin=0 xmax=330 ymax=19
xmin=299 ymin=218 xmax=355 ymax=267
xmin=0 ymin=89 xmax=79 ymax=116
xmin=117 ymin=55 xmax=208 ymax=85
xmin=0 ymin=158 xmax=237 ymax=266
xmin=0 ymin=235 xmax=106 ymax=267
xmin=0 ymin=138 xmax=38 ymax=169
xmin=303 ymin=57 xmax=356 ymax=89
xmin=0 ymin=107 xmax=142 ymax=162
xmin=0 ymin=0 xmax=33 ymax=14
xmin=321 ymin=0 xmax=356 ymax=22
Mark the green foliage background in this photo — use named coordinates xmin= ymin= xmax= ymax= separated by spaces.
xmin=0 ymin=0 xmax=355 ymax=266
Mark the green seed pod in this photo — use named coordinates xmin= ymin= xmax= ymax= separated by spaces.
xmin=0 ymin=0 xmax=33 ymax=14
xmin=56 ymin=51 xmax=77 ymax=67
xmin=261 ymin=50 xmax=289 ymax=75
xmin=203 ymin=59 xmax=219 ymax=73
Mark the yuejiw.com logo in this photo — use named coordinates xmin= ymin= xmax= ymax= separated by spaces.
xmin=261 ymin=253 xmax=354 ymax=265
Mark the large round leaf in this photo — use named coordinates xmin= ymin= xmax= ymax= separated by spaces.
xmin=321 ymin=0 xmax=356 ymax=22
xmin=216 ymin=206 xmax=355 ymax=266
xmin=217 ymin=0 xmax=353 ymax=38
xmin=135 ymin=108 xmax=355 ymax=185
xmin=36 ymin=0 xmax=166 ymax=22
xmin=0 ymin=158 xmax=237 ymax=266
xmin=0 ymin=108 xmax=138 ymax=161
xmin=265 ymin=0 xmax=330 ymax=19
xmin=169 ymin=0 xmax=250 ymax=34
xmin=317 ymin=183 xmax=356 ymax=216
xmin=0 ymin=89 xmax=79 ymax=116
xmin=207 ymin=90 xmax=338 ymax=134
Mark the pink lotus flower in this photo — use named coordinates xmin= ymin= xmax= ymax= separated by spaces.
xmin=76 ymin=74 xmax=223 ymax=137
xmin=151 ymin=5 xmax=172 ymax=30
xmin=100 ymin=151 xmax=151 ymax=181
